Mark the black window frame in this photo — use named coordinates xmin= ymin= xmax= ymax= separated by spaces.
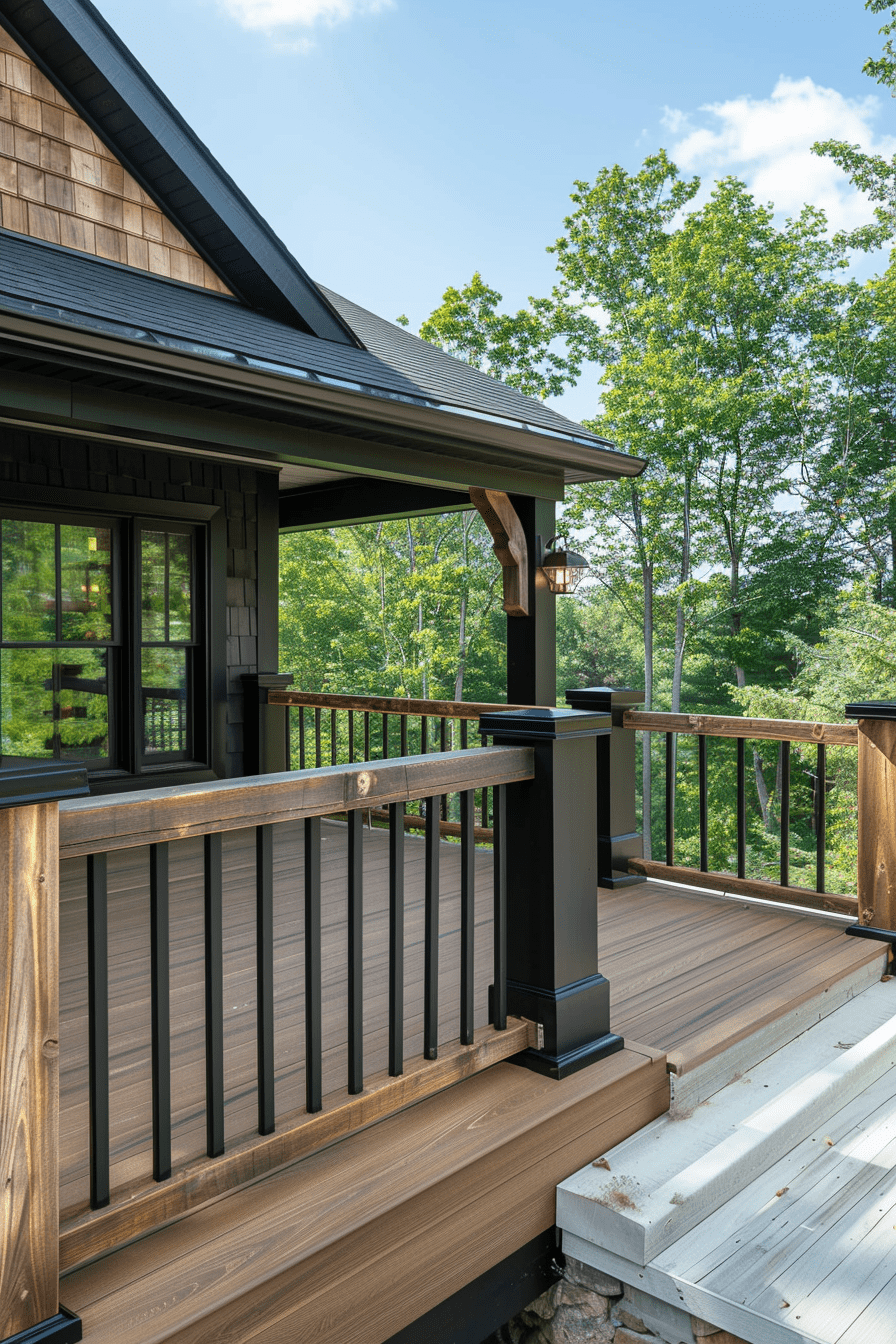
xmin=0 ymin=495 xmax=221 ymax=787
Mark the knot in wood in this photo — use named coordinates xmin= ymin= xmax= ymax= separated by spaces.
xmin=355 ymin=771 xmax=372 ymax=798
xmin=42 ymin=1038 xmax=59 ymax=1058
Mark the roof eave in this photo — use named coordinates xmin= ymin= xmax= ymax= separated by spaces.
xmin=0 ymin=309 xmax=646 ymax=482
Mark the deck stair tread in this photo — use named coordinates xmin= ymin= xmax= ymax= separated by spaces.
xmin=61 ymin=1046 xmax=669 ymax=1344
xmin=557 ymin=981 xmax=896 ymax=1266
xmin=559 ymin=980 xmax=896 ymax=1344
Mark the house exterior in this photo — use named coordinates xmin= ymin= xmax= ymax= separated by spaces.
xmin=0 ymin=0 xmax=645 ymax=797
xmin=0 ymin=5 xmax=675 ymax=1344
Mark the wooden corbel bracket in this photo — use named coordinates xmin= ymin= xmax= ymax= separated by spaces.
xmin=469 ymin=487 xmax=529 ymax=617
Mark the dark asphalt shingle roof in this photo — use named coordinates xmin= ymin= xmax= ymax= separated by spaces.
xmin=0 ymin=233 xmax=614 ymax=451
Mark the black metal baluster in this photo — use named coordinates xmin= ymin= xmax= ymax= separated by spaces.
xmin=492 ymin=785 xmax=507 ymax=1030
xmin=440 ymin=719 xmax=449 ymax=820
xmin=780 ymin=740 xmax=790 ymax=888
xmin=347 ymin=810 xmax=364 ymax=1094
xmin=256 ymin=824 xmax=275 ymax=1135
xmin=481 ymin=785 xmax=489 ymax=831
xmin=665 ymin=731 xmax=675 ymax=864
xmin=87 ymin=852 xmax=110 ymax=1209
xmin=460 ymin=790 xmax=474 ymax=1046
xmin=330 ymin=708 xmax=337 ymax=766
xmin=204 ymin=832 xmax=225 ymax=1158
xmin=400 ymin=714 xmax=408 ymax=757
xmin=698 ymin=735 xmax=708 ymax=872
xmin=314 ymin=708 xmax=322 ymax=768
xmin=816 ymin=743 xmax=826 ymax=894
xmin=389 ymin=802 xmax=404 ymax=1075
xmin=299 ymin=707 xmax=306 ymax=770
xmin=421 ymin=715 xmax=428 ymax=754
xmin=348 ymin=710 xmax=355 ymax=764
xmin=149 ymin=842 xmax=171 ymax=1182
xmin=424 ymin=795 xmax=440 ymax=1060
xmin=382 ymin=713 xmax=389 ymax=759
xmin=304 ymin=817 xmax=322 ymax=1113
xmin=285 ymin=704 xmax=292 ymax=773
xmin=364 ymin=711 xmax=370 ymax=762
xmin=737 ymin=737 xmax=746 ymax=880
xmin=460 ymin=720 xmax=468 ymax=750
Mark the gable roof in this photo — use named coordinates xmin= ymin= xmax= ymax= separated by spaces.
xmin=0 ymin=0 xmax=359 ymax=343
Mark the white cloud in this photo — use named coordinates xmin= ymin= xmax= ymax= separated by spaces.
xmin=219 ymin=0 xmax=393 ymax=40
xmin=662 ymin=76 xmax=896 ymax=235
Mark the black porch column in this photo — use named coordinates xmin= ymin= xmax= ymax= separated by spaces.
xmin=479 ymin=707 xmax=623 ymax=1079
xmin=565 ymin=687 xmax=646 ymax=889
xmin=242 ymin=673 xmax=294 ymax=775
xmin=506 ymin=495 xmax=555 ymax=706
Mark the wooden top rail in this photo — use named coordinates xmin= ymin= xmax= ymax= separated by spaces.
xmin=622 ymin=710 xmax=858 ymax=747
xmin=58 ymin=747 xmax=534 ymax=859
xmin=268 ymin=690 xmax=544 ymax=720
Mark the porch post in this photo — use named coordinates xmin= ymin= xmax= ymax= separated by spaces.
xmin=1 ymin=764 xmax=87 ymax=1344
xmin=565 ymin=687 xmax=646 ymax=889
xmin=478 ymin=707 xmax=623 ymax=1079
xmin=242 ymin=673 xmax=294 ymax=775
xmin=506 ymin=496 xmax=555 ymax=706
xmin=845 ymin=702 xmax=896 ymax=939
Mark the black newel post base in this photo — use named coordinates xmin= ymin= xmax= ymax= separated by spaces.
xmin=507 ymin=974 xmax=623 ymax=1079
xmin=480 ymin=707 xmax=622 ymax=1081
xmin=2 ymin=1307 xmax=82 ymax=1344
xmin=565 ymin=687 xmax=646 ymax=889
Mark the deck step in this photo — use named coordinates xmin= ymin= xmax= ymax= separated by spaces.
xmin=61 ymin=1048 xmax=668 ymax=1344
xmin=557 ymin=980 xmax=896 ymax=1267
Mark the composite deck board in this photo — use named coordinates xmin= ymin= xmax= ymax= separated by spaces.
xmin=599 ymin=880 xmax=883 ymax=1075
xmin=62 ymin=1048 xmax=670 ymax=1344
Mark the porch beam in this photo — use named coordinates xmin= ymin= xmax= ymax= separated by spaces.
xmin=280 ymin=478 xmax=469 ymax=530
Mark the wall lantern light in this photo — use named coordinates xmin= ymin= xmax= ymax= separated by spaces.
xmin=540 ymin=536 xmax=590 ymax=594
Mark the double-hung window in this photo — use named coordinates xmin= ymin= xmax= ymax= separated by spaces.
xmin=0 ymin=509 xmax=205 ymax=777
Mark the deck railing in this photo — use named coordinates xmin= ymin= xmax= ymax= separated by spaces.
xmin=258 ymin=685 xmax=544 ymax=837
xmin=52 ymin=745 xmax=535 ymax=1275
xmin=621 ymin=708 xmax=859 ymax=917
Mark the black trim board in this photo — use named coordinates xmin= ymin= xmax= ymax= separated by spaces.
xmin=0 ymin=0 xmax=358 ymax=343
xmin=0 ymin=370 xmax=567 ymax=499
xmin=383 ymin=1230 xmax=562 ymax=1344
xmin=280 ymin=478 xmax=470 ymax=530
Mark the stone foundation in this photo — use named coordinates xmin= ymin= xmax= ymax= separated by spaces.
xmin=484 ymin=1258 xmax=750 ymax=1344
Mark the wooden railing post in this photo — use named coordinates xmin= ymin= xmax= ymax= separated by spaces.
xmin=242 ymin=673 xmax=294 ymax=775
xmin=565 ymin=687 xmax=646 ymax=888
xmin=478 ymin=707 xmax=623 ymax=1079
xmin=846 ymin=702 xmax=896 ymax=938
xmin=1 ymin=764 xmax=88 ymax=1344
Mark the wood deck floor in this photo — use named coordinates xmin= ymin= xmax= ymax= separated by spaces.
xmin=600 ymin=878 xmax=884 ymax=1080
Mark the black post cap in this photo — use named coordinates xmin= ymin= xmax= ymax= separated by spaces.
xmin=0 ymin=762 xmax=89 ymax=810
xmin=845 ymin=701 xmax=896 ymax=720
xmin=478 ymin=706 xmax=611 ymax=742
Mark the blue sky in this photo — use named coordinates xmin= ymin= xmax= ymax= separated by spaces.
xmin=97 ymin=0 xmax=893 ymax=424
